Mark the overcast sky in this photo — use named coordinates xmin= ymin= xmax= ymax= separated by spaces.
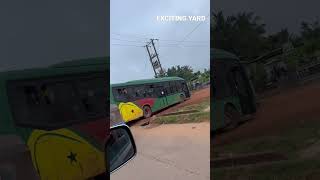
xmin=213 ymin=0 xmax=320 ymax=35
xmin=110 ymin=0 xmax=210 ymax=84
xmin=0 ymin=0 xmax=108 ymax=72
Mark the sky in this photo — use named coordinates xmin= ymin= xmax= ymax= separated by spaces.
xmin=0 ymin=0 xmax=108 ymax=72
xmin=110 ymin=0 xmax=210 ymax=84
xmin=213 ymin=0 xmax=320 ymax=35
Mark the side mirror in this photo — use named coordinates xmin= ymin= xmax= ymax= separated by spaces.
xmin=107 ymin=124 xmax=137 ymax=174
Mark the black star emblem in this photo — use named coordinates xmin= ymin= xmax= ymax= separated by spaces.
xmin=67 ymin=152 xmax=77 ymax=164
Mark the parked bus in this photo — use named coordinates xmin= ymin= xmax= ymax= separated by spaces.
xmin=110 ymin=77 xmax=191 ymax=122
xmin=211 ymin=48 xmax=257 ymax=132
xmin=0 ymin=58 xmax=110 ymax=180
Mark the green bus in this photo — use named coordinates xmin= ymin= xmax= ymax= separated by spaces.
xmin=0 ymin=58 xmax=109 ymax=180
xmin=211 ymin=48 xmax=257 ymax=132
xmin=110 ymin=77 xmax=191 ymax=123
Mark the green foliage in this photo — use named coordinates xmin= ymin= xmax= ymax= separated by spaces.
xmin=166 ymin=65 xmax=194 ymax=81
xmin=165 ymin=65 xmax=210 ymax=84
xmin=298 ymin=20 xmax=320 ymax=56
xmin=211 ymin=11 xmax=266 ymax=58
xmin=211 ymin=11 xmax=320 ymax=61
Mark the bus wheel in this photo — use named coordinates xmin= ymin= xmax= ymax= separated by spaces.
xmin=224 ymin=105 xmax=240 ymax=130
xmin=180 ymin=94 xmax=186 ymax=102
xmin=143 ymin=106 xmax=152 ymax=118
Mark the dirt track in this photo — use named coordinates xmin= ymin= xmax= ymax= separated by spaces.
xmin=213 ymin=81 xmax=320 ymax=145
xmin=158 ymin=87 xmax=210 ymax=115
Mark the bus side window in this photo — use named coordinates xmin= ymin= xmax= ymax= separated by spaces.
xmin=164 ymin=82 xmax=170 ymax=95
xmin=24 ymin=86 xmax=41 ymax=105
xmin=146 ymin=84 xmax=155 ymax=97
xmin=170 ymin=82 xmax=175 ymax=93
xmin=113 ymin=88 xmax=129 ymax=102
xmin=114 ymin=88 xmax=122 ymax=101
xmin=175 ymin=81 xmax=182 ymax=92
xmin=133 ymin=85 xmax=146 ymax=98
xmin=126 ymin=87 xmax=135 ymax=101
xmin=76 ymin=78 xmax=108 ymax=118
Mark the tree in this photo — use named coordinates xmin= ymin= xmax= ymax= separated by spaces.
xmin=299 ymin=20 xmax=320 ymax=55
xmin=211 ymin=11 xmax=267 ymax=59
xmin=166 ymin=65 xmax=194 ymax=82
xmin=264 ymin=28 xmax=290 ymax=50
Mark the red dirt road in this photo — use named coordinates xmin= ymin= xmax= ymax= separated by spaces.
xmin=213 ymin=81 xmax=320 ymax=146
xmin=158 ymin=87 xmax=210 ymax=115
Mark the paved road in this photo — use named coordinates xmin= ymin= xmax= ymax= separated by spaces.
xmin=111 ymin=122 xmax=210 ymax=180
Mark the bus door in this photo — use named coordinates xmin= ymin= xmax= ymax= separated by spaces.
xmin=155 ymin=85 xmax=168 ymax=108
xmin=181 ymin=81 xmax=190 ymax=98
xmin=231 ymin=65 xmax=256 ymax=114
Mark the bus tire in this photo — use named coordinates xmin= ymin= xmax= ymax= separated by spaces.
xmin=224 ymin=104 xmax=240 ymax=130
xmin=180 ymin=94 xmax=186 ymax=102
xmin=143 ymin=105 xmax=152 ymax=118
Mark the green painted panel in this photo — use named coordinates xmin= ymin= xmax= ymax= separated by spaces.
xmin=211 ymin=96 xmax=241 ymax=131
xmin=166 ymin=93 xmax=181 ymax=106
xmin=152 ymin=97 xmax=165 ymax=112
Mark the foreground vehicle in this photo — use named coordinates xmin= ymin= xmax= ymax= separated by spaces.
xmin=108 ymin=104 xmax=136 ymax=174
xmin=0 ymin=58 xmax=133 ymax=180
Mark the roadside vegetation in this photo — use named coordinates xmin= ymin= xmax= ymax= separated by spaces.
xmin=153 ymin=99 xmax=210 ymax=124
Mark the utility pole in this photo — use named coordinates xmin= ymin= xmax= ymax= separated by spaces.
xmin=145 ymin=39 xmax=165 ymax=78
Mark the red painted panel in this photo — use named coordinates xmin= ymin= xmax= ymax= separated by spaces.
xmin=136 ymin=98 xmax=155 ymax=107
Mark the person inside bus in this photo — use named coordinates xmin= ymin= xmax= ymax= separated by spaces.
xmin=122 ymin=88 xmax=132 ymax=101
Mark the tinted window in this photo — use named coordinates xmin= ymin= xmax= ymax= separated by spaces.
xmin=77 ymin=78 xmax=108 ymax=118
xmin=169 ymin=82 xmax=176 ymax=94
xmin=164 ymin=82 xmax=171 ymax=94
xmin=112 ymin=87 xmax=132 ymax=102
xmin=145 ymin=84 xmax=156 ymax=97
xmin=7 ymin=73 xmax=108 ymax=130
xmin=175 ymin=81 xmax=182 ymax=92
xmin=134 ymin=85 xmax=147 ymax=98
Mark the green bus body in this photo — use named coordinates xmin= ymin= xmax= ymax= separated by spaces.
xmin=211 ymin=49 xmax=257 ymax=131
xmin=110 ymin=77 xmax=191 ymax=122
xmin=0 ymin=57 xmax=109 ymax=180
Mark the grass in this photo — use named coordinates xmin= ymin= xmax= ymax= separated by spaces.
xmin=154 ymin=99 xmax=210 ymax=124
xmin=212 ymin=120 xmax=320 ymax=179
xmin=178 ymin=99 xmax=210 ymax=112
xmin=154 ymin=111 xmax=210 ymax=124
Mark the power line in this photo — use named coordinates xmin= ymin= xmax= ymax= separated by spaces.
xmin=112 ymin=33 xmax=209 ymax=44
xmin=111 ymin=42 xmax=208 ymax=48
xmin=159 ymin=39 xmax=209 ymax=43
xmin=177 ymin=13 xmax=210 ymax=45
xmin=160 ymin=45 xmax=208 ymax=48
